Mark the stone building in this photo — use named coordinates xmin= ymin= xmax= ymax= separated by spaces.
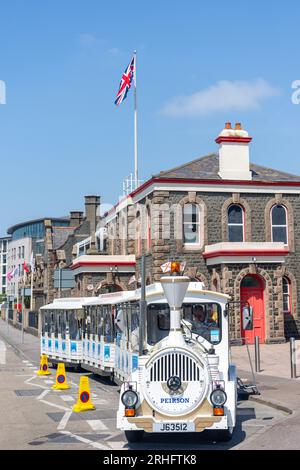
xmin=102 ymin=122 xmax=300 ymax=344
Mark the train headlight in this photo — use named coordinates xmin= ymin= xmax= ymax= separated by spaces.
xmin=121 ymin=390 xmax=139 ymax=408
xmin=210 ymin=388 xmax=227 ymax=406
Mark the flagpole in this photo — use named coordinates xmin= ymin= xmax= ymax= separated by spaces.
xmin=133 ymin=50 xmax=138 ymax=189
xmin=30 ymin=270 xmax=33 ymax=311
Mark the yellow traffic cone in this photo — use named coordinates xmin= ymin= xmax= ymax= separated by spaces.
xmin=73 ymin=376 xmax=95 ymax=412
xmin=36 ymin=354 xmax=51 ymax=376
xmin=52 ymin=363 xmax=70 ymax=390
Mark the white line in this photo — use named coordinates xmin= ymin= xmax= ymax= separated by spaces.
xmin=57 ymin=411 xmax=72 ymax=430
xmin=37 ymin=389 xmax=50 ymax=400
xmin=39 ymin=399 xmax=70 ymax=412
xmin=22 ymin=360 xmax=30 ymax=363
xmin=25 ymin=375 xmax=48 ymax=390
xmin=87 ymin=420 xmax=108 ymax=431
xmin=60 ymin=395 xmax=75 ymax=402
xmin=59 ymin=430 xmax=110 ymax=450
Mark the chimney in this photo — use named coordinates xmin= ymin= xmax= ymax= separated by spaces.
xmin=85 ymin=195 xmax=100 ymax=254
xmin=215 ymin=122 xmax=252 ymax=181
xmin=69 ymin=211 xmax=84 ymax=227
xmin=85 ymin=195 xmax=100 ymax=234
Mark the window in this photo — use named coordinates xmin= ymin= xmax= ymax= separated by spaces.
xmin=183 ymin=204 xmax=200 ymax=245
xmin=283 ymin=277 xmax=291 ymax=313
xmin=271 ymin=205 xmax=288 ymax=244
xmin=228 ymin=205 xmax=244 ymax=242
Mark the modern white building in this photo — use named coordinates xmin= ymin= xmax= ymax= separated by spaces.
xmin=6 ymin=236 xmax=32 ymax=301
xmin=0 ymin=237 xmax=10 ymax=297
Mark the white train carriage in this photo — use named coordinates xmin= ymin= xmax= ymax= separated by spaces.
xmin=117 ymin=272 xmax=238 ymax=443
xmin=81 ymin=291 xmax=135 ymax=377
xmin=40 ymin=297 xmax=96 ymax=366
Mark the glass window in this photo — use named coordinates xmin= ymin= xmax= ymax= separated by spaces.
xmin=146 ymin=302 xmax=222 ymax=345
xmin=271 ymin=205 xmax=288 ymax=244
xmin=283 ymin=277 xmax=291 ymax=313
xmin=184 ymin=303 xmax=221 ymax=344
xmin=183 ymin=204 xmax=200 ymax=245
xmin=68 ymin=311 xmax=79 ymax=340
xmin=228 ymin=205 xmax=244 ymax=242
xmin=241 ymin=275 xmax=262 ymax=288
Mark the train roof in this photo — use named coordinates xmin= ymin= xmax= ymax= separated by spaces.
xmin=83 ymin=281 xmax=230 ymax=307
xmin=40 ymin=281 xmax=230 ymax=311
xmin=40 ymin=297 xmax=97 ymax=310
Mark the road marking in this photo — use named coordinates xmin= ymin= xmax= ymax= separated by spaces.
xmin=57 ymin=411 xmax=72 ymax=430
xmin=37 ymin=389 xmax=50 ymax=400
xmin=87 ymin=420 xmax=108 ymax=431
xmin=39 ymin=399 xmax=70 ymax=412
xmin=60 ymin=395 xmax=75 ymax=402
xmin=59 ymin=431 xmax=111 ymax=450
xmin=44 ymin=380 xmax=54 ymax=384
xmin=108 ymin=441 xmax=126 ymax=450
xmin=22 ymin=360 xmax=30 ymax=363
xmin=93 ymin=399 xmax=109 ymax=405
xmin=25 ymin=375 xmax=48 ymax=389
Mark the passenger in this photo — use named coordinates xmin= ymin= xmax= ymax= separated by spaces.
xmin=207 ymin=310 xmax=218 ymax=327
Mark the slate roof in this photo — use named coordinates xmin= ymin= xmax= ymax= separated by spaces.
xmin=154 ymin=153 xmax=300 ymax=183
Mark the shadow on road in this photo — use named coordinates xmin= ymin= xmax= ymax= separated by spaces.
xmin=123 ymin=400 xmax=255 ymax=450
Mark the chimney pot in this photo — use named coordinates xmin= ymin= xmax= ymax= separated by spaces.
xmin=235 ymin=122 xmax=242 ymax=130
xmin=225 ymin=122 xmax=232 ymax=129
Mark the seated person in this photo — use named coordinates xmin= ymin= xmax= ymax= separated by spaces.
xmin=192 ymin=305 xmax=210 ymax=336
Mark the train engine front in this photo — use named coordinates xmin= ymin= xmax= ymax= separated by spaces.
xmin=117 ymin=272 xmax=237 ymax=443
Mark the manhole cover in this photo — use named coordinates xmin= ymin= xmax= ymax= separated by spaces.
xmin=15 ymin=389 xmax=41 ymax=397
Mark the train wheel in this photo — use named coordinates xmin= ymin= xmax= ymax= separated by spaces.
xmin=125 ymin=430 xmax=144 ymax=443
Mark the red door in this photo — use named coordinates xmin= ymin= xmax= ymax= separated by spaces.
xmin=240 ymin=275 xmax=265 ymax=344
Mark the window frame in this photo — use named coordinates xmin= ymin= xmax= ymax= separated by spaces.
xmin=271 ymin=205 xmax=288 ymax=246
xmin=182 ymin=203 xmax=201 ymax=247
xmin=227 ymin=204 xmax=245 ymax=243
xmin=282 ymin=276 xmax=291 ymax=314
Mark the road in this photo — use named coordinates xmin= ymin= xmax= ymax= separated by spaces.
xmin=0 ymin=327 xmax=290 ymax=450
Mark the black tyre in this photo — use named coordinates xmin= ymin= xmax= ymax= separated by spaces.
xmin=125 ymin=430 xmax=144 ymax=443
xmin=215 ymin=427 xmax=235 ymax=442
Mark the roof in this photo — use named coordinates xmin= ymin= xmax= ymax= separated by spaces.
xmin=40 ymin=297 xmax=96 ymax=310
xmin=7 ymin=217 xmax=70 ymax=235
xmin=153 ymin=153 xmax=300 ymax=183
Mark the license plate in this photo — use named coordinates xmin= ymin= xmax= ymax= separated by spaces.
xmin=153 ymin=422 xmax=195 ymax=433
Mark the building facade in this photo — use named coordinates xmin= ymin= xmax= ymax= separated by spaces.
xmin=0 ymin=236 xmax=10 ymax=299
xmin=6 ymin=217 xmax=71 ymax=321
xmin=100 ymin=122 xmax=300 ymax=344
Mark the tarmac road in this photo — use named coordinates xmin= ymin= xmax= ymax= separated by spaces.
xmin=0 ymin=322 xmax=290 ymax=451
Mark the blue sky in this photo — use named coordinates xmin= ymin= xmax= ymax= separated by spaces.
xmin=1 ymin=1 xmax=300 ymax=235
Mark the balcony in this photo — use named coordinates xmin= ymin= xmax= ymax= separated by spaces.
xmin=203 ymin=242 xmax=289 ymax=266
xmin=71 ymin=254 xmax=136 ymax=275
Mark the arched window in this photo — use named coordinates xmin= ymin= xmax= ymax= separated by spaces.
xmin=183 ymin=204 xmax=200 ymax=245
xmin=228 ymin=205 xmax=244 ymax=242
xmin=283 ymin=277 xmax=291 ymax=313
xmin=271 ymin=205 xmax=288 ymax=244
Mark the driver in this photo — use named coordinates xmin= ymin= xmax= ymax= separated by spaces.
xmin=192 ymin=305 xmax=210 ymax=336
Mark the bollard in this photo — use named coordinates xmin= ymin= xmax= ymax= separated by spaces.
xmin=254 ymin=336 xmax=260 ymax=373
xmin=290 ymin=337 xmax=297 ymax=379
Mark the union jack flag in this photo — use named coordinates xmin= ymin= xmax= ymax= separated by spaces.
xmin=114 ymin=55 xmax=135 ymax=106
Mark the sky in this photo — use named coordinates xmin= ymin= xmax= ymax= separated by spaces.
xmin=1 ymin=0 xmax=300 ymax=235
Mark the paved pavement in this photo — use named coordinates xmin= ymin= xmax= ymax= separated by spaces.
xmin=0 ymin=319 xmax=298 ymax=450
xmin=231 ymin=340 xmax=300 ymax=380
